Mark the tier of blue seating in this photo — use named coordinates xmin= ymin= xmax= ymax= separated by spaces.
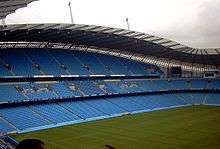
xmin=0 ymin=79 xmax=218 ymax=102
xmin=0 ymin=48 xmax=160 ymax=76
xmin=0 ymin=92 xmax=219 ymax=133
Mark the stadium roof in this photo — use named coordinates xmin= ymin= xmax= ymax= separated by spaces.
xmin=0 ymin=0 xmax=37 ymax=19
xmin=0 ymin=23 xmax=219 ymax=70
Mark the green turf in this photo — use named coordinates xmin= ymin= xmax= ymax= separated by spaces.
xmin=13 ymin=105 xmax=220 ymax=149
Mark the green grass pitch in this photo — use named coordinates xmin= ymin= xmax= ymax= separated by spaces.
xmin=14 ymin=105 xmax=220 ymax=149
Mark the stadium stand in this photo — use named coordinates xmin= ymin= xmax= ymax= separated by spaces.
xmin=0 ymin=46 xmax=219 ymax=135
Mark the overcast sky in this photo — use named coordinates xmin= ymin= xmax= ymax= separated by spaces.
xmin=4 ymin=0 xmax=220 ymax=48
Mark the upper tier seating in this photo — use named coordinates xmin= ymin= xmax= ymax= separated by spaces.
xmin=50 ymin=50 xmax=91 ymax=75
xmin=25 ymin=49 xmax=67 ymax=75
xmin=73 ymin=51 xmax=108 ymax=75
xmin=95 ymin=53 xmax=129 ymax=75
xmin=0 ymin=49 xmax=41 ymax=76
xmin=0 ymin=48 xmax=161 ymax=76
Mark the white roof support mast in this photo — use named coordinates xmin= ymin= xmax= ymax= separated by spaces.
xmin=125 ymin=17 xmax=130 ymax=30
xmin=68 ymin=1 xmax=74 ymax=24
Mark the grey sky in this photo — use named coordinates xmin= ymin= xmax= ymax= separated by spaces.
xmin=4 ymin=0 xmax=220 ymax=48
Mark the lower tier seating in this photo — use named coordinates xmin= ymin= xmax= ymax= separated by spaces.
xmin=205 ymin=94 xmax=220 ymax=104
xmin=0 ymin=92 xmax=219 ymax=133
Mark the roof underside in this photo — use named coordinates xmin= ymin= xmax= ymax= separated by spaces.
xmin=0 ymin=0 xmax=37 ymax=19
xmin=0 ymin=23 xmax=219 ymax=67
